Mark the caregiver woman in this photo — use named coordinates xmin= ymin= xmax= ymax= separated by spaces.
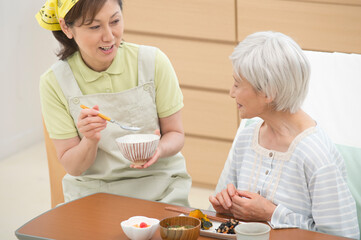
xmin=36 ymin=0 xmax=191 ymax=205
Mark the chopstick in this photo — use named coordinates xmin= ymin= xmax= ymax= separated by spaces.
xmin=164 ymin=206 xmax=229 ymax=223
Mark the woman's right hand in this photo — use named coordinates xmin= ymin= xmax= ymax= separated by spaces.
xmin=77 ymin=105 xmax=107 ymax=141
xmin=209 ymin=183 xmax=237 ymax=214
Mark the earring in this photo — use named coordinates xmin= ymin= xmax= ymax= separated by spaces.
xmin=119 ymin=39 xmax=125 ymax=47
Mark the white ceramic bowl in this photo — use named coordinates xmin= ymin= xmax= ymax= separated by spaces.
xmin=121 ymin=216 xmax=160 ymax=240
xmin=115 ymin=134 xmax=160 ymax=166
xmin=235 ymin=222 xmax=271 ymax=240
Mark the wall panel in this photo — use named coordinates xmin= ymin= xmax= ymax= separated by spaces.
xmin=182 ymin=89 xmax=238 ymax=140
xmin=237 ymin=0 xmax=361 ymax=53
xmin=123 ymin=0 xmax=236 ymax=42
xmin=182 ymin=137 xmax=232 ymax=187
xmin=292 ymin=0 xmax=361 ymax=6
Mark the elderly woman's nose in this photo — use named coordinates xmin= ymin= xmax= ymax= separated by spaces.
xmin=229 ymin=86 xmax=236 ymax=98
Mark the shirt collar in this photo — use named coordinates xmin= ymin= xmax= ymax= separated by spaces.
xmin=75 ymin=47 xmax=124 ymax=83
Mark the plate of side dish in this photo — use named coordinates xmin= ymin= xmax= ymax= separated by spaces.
xmin=200 ymin=220 xmax=241 ymax=240
xmin=166 ymin=207 xmax=241 ymax=240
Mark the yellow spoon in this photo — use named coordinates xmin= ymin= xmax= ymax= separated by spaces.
xmin=80 ymin=105 xmax=140 ymax=131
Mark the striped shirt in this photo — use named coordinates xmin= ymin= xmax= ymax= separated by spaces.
xmin=216 ymin=120 xmax=359 ymax=239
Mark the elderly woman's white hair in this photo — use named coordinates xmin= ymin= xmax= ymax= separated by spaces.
xmin=230 ymin=31 xmax=310 ymax=113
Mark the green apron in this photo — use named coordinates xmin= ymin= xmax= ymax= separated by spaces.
xmin=51 ymin=45 xmax=191 ymax=206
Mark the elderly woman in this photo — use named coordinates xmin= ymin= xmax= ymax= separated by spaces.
xmin=209 ymin=31 xmax=359 ymax=239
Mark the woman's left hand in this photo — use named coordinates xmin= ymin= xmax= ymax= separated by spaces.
xmin=131 ymin=148 xmax=161 ymax=169
xmin=230 ymin=190 xmax=276 ymax=221
xmin=130 ymin=130 xmax=161 ymax=169
xmin=131 ymin=111 xmax=185 ymax=169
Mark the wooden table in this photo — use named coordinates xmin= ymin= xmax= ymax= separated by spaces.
xmin=15 ymin=193 xmax=350 ymax=240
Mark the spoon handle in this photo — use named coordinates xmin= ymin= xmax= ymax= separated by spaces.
xmin=80 ymin=105 xmax=111 ymax=121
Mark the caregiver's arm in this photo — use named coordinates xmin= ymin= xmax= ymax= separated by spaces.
xmin=52 ymin=106 xmax=107 ymax=176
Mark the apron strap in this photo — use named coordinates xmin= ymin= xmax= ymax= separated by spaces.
xmin=138 ymin=45 xmax=157 ymax=86
xmin=51 ymin=60 xmax=83 ymax=100
xmin=52 ymin=45 xmax=156 ymax=99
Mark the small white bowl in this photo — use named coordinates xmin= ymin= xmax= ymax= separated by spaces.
xmin=121 ymin=216 xmax=160 ymax=240
xmin=235 ymin=222 xmax=271 ymax=240
xmin=116 ymin=134 xmax=160 ymax=166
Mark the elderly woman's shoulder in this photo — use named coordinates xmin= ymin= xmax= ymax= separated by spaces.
xmin=296 ymin=124 xmax=344 ymax=169
xmin=300 ymin=124 xmax=335 ymax=151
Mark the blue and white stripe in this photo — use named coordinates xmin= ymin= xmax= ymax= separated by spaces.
xmin=217 ymin=120 xmax=359 ymax=239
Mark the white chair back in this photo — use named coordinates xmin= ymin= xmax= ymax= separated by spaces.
xmin=303 ymin=51 xmax=361 ymax=234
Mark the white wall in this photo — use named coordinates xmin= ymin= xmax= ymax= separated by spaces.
xmin=0 ymin=1 xmax=58 ymax=160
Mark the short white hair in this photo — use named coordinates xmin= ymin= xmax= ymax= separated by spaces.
xmin=230 ymin=31 xmax=310 ymax=113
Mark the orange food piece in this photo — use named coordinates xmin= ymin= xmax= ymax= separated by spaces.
xmin=189 ymin=209 xmax=213 ymax=230
xmin=189 ymin=209 xmax=206 ymax=219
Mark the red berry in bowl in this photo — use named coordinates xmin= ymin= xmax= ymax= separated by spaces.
xmin=139 ymin=222 xmax=148 ymax=228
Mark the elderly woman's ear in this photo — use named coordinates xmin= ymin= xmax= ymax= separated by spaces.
xmin=259 ymin=91 xmax=273 ymax=104
xmin=265 ymin=95 xmax=273 ymax=104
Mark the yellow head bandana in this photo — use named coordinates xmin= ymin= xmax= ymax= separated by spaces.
xmin=35 ymin=0 xmax=79 ymax=31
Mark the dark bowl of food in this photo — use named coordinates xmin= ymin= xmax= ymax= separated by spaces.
xmin=159 ymin=216 xmax=201 ymax=240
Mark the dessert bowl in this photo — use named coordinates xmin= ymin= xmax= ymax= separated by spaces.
xmin=120 ymin=216 xmax=160 ymax=240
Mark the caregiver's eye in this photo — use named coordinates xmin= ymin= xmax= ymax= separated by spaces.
xmin=89 ymin=25 xmax=100 ymax=30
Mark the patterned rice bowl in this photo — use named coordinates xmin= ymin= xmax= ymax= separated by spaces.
xmin=115 ymin=134 xmax=160 ymax=166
